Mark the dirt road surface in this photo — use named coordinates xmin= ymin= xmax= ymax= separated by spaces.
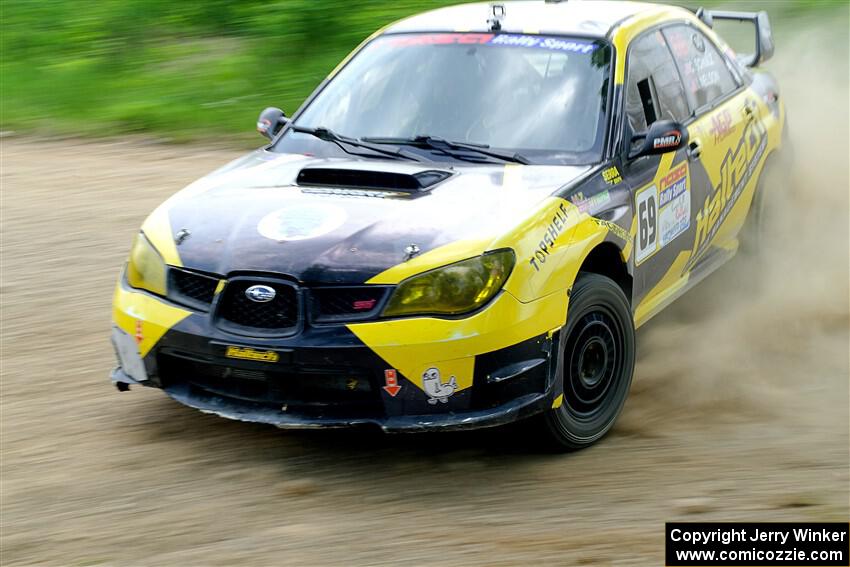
xmin=2 ymin=24 xmax=848 ymax=567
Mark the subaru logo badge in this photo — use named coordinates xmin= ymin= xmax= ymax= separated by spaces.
xmin=245 ymin=285 xmax=276 ymax=303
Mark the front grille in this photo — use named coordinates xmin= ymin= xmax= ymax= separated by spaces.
xmin=311 ymin=286 xmax=389 ymax=322
xmin=158 ymin=353 xmax=382 ymax=413
xmin=217 ymin=279 xmax=299 ymax=334
xmin=168 ymin=268 xmax=218 ymax=310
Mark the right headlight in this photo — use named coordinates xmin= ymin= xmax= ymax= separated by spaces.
xmin=126 ymin=232 xmax=167 ymax=296
xmin=382 ymin=249 xmax=515 ymax=317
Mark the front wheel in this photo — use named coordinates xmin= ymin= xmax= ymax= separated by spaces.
xmin=536 ymin=273 xmax=635 ymax=450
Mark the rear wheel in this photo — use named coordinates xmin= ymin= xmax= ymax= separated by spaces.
xmin=742 ymin=143 xmax=794 ymax=256
xmin=536 ymin=273 xmax=635 ymax=450
xmin=741 ymin=168 xmax=775 ymax=255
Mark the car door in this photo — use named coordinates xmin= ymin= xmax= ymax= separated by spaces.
xmin=619 ymin=29 xmax=696 ymax=317
xmin=661 ymin=24 xmax=768 ymax=273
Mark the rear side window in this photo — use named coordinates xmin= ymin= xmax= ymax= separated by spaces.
xmin=625 ymin=30 xmax=689 ymax=133
xmin=662 ymin=25 xmax=738 ymax=110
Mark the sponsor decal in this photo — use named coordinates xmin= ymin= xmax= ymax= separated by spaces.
xmin=658 ymin=162 xmax=689 ymax=208
xmin=488 ymin=34 xmax=598 ymax=54
xmin=635 ymin=162 xmax=691 ymax=265
xmin=257 ymin=203 xmax=346 ymax=242
xmin=388 ymin=33 xmax=597 ymax=54
xmin=225 ymin=346 xmax=280 ymax=363
xmin=653 ymin=130 xmax=682 ymax=150
xmin=422 ymin=367 xmax=458 ymax=404
xmin=601 ymin=166 xmax=622 ymax=185
xmin=709 ymin=109 xmax=734 ymax=143
xmin=382 ymin=369 xmax=401 ymax=397
xmin=689 ymin=104 xmax=767 ymax=267
xmin=529 ymin=202 xmax=572 ymax=272
xmin=570 ymin=189 xmax=611 ymax=213
xmin=666 ymin=28 xmax=723 ymax=93
xmin=692 ymin=50 xmax=720 ymax=89
xmin=388 ymin=33 xmax=494 ymax=46
xmin=659 ymin=195 xmax=690 ymax=248
xmin=592 ymin=218 xmax=630 ymax=243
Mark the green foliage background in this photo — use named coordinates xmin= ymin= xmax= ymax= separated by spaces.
xmin=1 ymin=0 xmax=845 ymax=142
xmin=1 ymin=1 xmax=464 ymax=140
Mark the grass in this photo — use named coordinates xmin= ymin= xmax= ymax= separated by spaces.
xmin=1 ymin=0 xmax=846 ymax=143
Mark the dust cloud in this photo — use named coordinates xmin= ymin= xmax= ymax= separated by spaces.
xmin=622 ymin=22 xmax=849 ymax=440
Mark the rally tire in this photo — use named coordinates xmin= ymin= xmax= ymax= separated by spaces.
xmin=537 ymin=273 xmax=635 ymax=451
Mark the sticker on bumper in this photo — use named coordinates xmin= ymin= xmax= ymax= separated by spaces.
xmin=225 ymin=346 xmax=280 ymax=363
xmin=383 ymin=369 xmax=401 ymax=397
xmin=422 ymin=367 xmax=458 ymax=404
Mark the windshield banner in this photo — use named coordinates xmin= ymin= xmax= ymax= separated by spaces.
xmin=388 ymin=33 xmax=598 ymax=54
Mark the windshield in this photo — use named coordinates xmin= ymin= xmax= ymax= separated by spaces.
xmin=273 ymin=33 xmax=612 ymax=165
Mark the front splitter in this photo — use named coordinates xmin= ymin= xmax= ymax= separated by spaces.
xmin=112 ymin=367 xmax=552 ymax=433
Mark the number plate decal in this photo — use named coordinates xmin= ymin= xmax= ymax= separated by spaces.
xmin=635 ymin=184 xmax=658 ymax=265
xmin=635 ymin=162 xmax=690 ymax=265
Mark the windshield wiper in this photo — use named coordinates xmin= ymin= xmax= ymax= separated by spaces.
xmin=289 ymin=125 xmax=423 ymax=163
xmin=361 ymin=135 xmax=531 ymax=165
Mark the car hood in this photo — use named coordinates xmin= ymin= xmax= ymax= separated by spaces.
xmin=149 ymin=151 xmax=589 ymax=284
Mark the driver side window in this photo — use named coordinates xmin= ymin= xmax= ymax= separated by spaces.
xmin=625 ymin=30 xmax=689 ymax=134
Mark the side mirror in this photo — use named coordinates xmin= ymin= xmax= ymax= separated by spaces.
xmin=629 ymin=120 xmax=689 ymax=159
xmin=256 ymin=107 xmax=289 ymax=140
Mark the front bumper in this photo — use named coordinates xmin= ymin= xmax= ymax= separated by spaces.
xmin=111 ymin=367 xmax=554 ymax=432
xmin=111 ymin=279 xmax=567 ymax=432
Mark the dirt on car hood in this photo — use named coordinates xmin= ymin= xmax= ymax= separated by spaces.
xmin=150 ymin=151 xmax=590 ymax=283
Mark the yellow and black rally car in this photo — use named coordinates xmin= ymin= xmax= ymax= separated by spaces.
xmin=111 ymin=0 xmax=786 ymax=449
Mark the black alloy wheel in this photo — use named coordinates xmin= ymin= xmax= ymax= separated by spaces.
xmin=538 ymin=272 xmax=635 ymax=450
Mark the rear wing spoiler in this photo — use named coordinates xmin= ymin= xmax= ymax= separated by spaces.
xmin=694 ymin=8 xmax=775 ymax=67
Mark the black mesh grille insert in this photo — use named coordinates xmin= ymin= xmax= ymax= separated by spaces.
xmin=218 ymin=280 xmax=299 ymax=334
xmin=158 ymin=353 xmax=382 ymax=412
xmin=168 ymin=268 xmax=218 ymax=310
xmin=311 ymin=286 xmax=388 ymax=322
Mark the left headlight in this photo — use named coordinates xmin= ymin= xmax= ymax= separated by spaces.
xmin=382 ymin=249 xmax=515 ymax=317
xmin=126 ymin=232 xmax=167 ymax=296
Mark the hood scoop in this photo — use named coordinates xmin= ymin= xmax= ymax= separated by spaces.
xmin=296 ymin=166 xmax=452 ymax=196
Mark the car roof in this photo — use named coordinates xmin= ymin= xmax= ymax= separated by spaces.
xmin=385 ymin=0 xmax=692 ymax=39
